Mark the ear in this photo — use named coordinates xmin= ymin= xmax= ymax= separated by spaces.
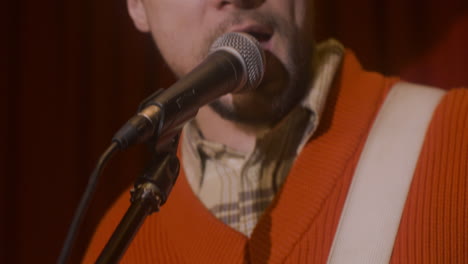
xmin=127 ymin=0 xmax=150 ymax=32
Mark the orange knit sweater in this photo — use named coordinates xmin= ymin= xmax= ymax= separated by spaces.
xmin=83 ymin=51 xmax=468 ymax=263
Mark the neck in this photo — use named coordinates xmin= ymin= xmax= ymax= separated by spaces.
xmin=195 ymin=106 xmax=260 ymax=153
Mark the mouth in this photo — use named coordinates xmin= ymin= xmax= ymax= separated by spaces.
xmin=230 ymin=23 xmax=273 ymax=49
xmin=246 ymin=31 xmax=272 ymax=43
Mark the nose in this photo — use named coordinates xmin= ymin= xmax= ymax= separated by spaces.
xmin=218 ymin=0 xmax=264 ymax=9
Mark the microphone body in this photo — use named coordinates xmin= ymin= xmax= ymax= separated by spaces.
xmin=155 ymin=50 xmax=246 ymax=135
xmin=113 ymin=32 xmax=265 ymax=150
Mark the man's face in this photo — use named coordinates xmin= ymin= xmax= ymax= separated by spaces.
xmin=129 ymin=0 xmax=315 ymax=128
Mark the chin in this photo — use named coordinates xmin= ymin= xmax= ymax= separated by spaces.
xmin=209 ymin=86 xmax=291 ymax=128
xmin=206 ymin=46 xmax=310 ymax=128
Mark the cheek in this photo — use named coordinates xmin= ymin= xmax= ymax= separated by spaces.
xmin=268 ymin=0 xmax=308 ymax=25
xmin=145 ymin=2 xmax=206 ymax=75
xmin=273 ymin=0 xmax=312 ymax=34
xmin=296 ymin=1 xmax=314 ymax=33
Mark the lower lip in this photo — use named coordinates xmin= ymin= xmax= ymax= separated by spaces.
xmin=259 ymin=37 xmax=273 ymax=52
xmin=260 ymin=42 xmax=271 ymax=52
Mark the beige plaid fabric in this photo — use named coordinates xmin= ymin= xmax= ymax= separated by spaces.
xmin=182 ymin=40 xmax=344 ymax=237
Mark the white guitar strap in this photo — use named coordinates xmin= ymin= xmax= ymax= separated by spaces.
xmin=327 ymin=82 xmax=446 ymax=264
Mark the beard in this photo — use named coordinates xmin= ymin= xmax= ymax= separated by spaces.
xmin=198 ymin=10 xmax=314 ymax=129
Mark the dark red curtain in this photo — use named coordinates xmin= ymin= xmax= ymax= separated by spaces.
xmin=315 ymin=0 xmax=468 ymax=89
xmin=3 ymin=0 xmax=467 ymax=263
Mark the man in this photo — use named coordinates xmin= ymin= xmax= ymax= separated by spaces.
xmin=84 ymin=0 xmax=467 ymax=263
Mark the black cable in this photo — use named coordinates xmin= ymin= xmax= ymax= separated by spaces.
xmin=57 ymin=142 xmax=120 ymax=264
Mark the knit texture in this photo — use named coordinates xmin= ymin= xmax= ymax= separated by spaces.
xmin=83 ymin=51 xmax=468 ymax=263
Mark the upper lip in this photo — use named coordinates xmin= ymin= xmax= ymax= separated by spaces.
xmin=229 ymin=22 xmax=274 ymax=44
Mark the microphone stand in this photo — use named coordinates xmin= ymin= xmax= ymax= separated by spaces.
xmin=96 ymin=134 xmax=181 ymax=263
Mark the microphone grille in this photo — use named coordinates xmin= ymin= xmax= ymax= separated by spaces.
xmin=210 ymin=32 xmax=266 ymax=91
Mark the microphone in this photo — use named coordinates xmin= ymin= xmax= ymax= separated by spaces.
xmin=113 ymin=32 xmax=266 ymax=150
